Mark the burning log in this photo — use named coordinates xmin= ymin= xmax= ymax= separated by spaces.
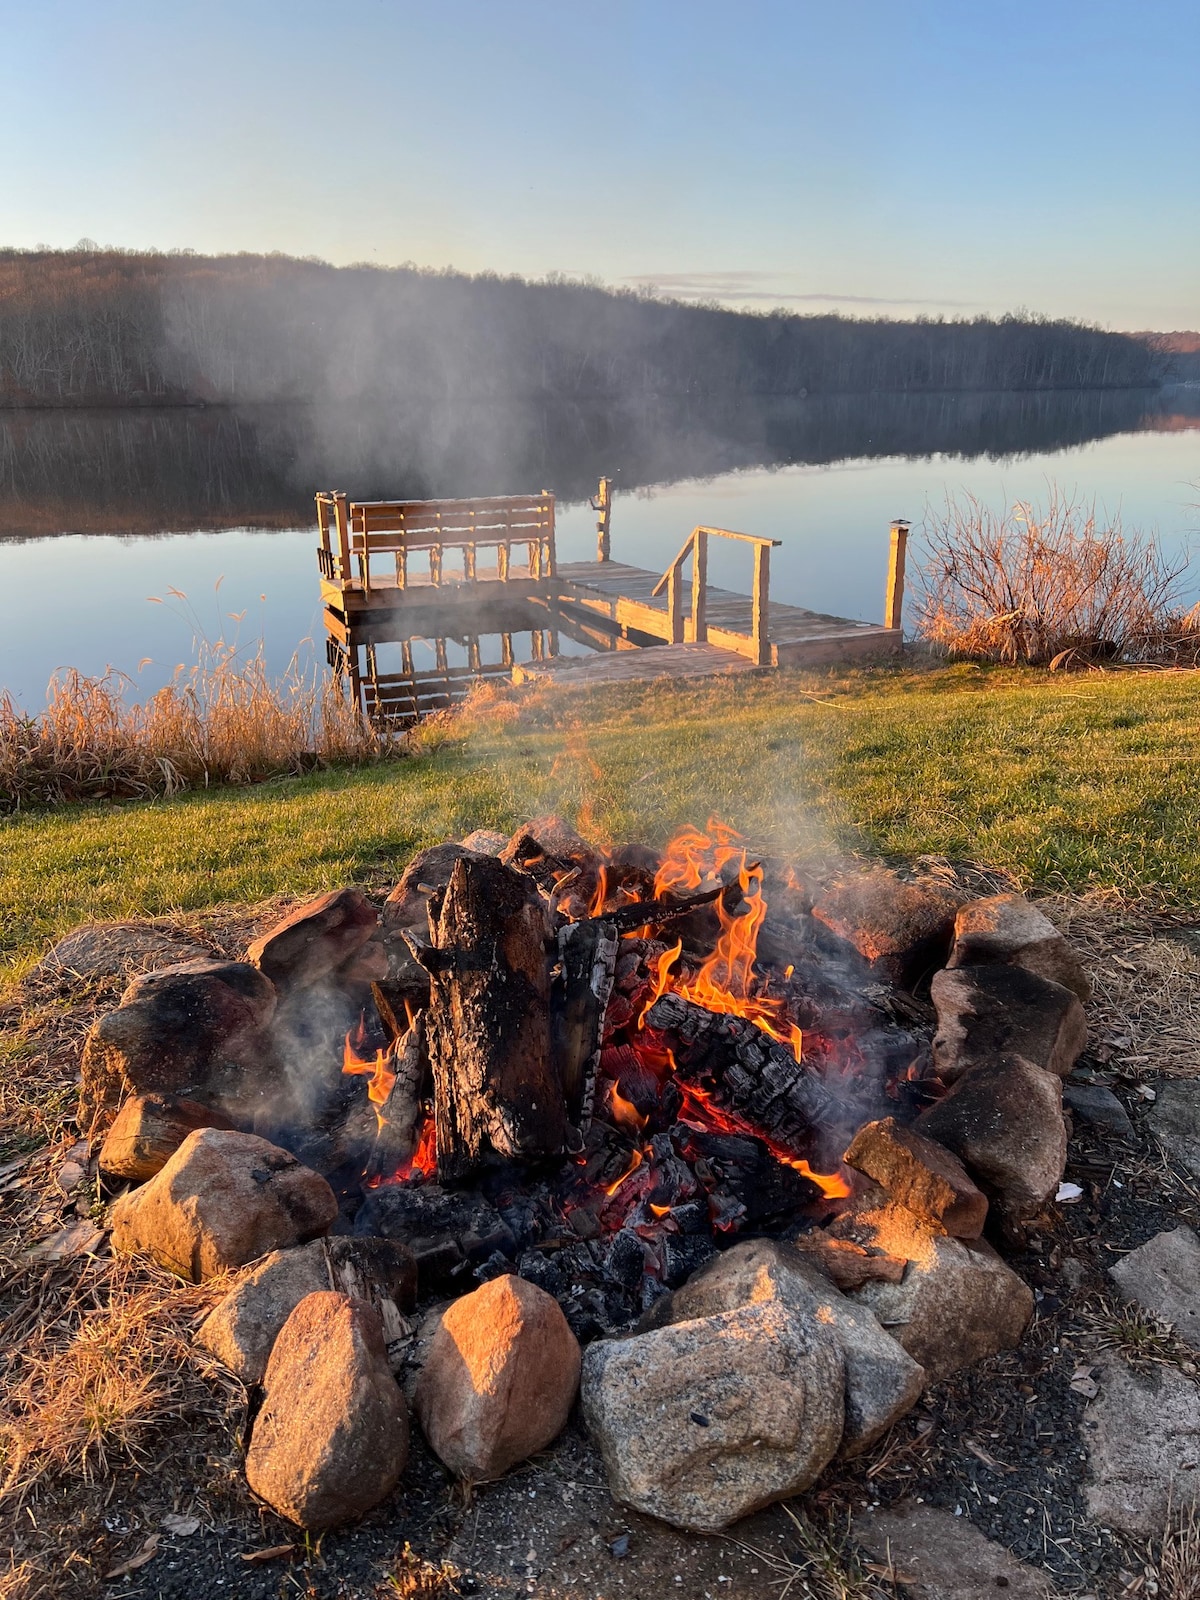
xmin=364 ymin=1015 xmax=430 ymax=1185
xmin=554 ymin=919 xmax=620 ymax=1129
xmin=421 ymin=854 xmax=569 ymax=1180
xmin=645 ymin=991 xmax=840 ymax=1157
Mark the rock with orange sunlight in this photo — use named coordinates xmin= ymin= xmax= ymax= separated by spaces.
xmin=851 ymin=1227 xmax=1034 ymax=1383
xmin=98 ymin=1091 xmax=234 ymax=1184
xmin=947 ymin=892 xmax=1090 ymax=1002
xmin=582 ymin=1293 xmax=845 ymax=1532
xmin=843 ymin=1116 xmax=988 ymax=1239
xmin=246 ymin=1291 xmax=408 ymax=1530
xmin=198 ymin=1235 xmax=416 ymax=1384
xmin=641 ymin=1237 xmax=924 ymax=1458
xmin=413 ymin=1274 xmax=580 ymax=1481
xmin=110 ymin=1128 xmax=337 ymax=1281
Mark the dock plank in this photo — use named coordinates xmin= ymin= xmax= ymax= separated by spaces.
xmin=513 ymin=642 xmax=758 ymax=688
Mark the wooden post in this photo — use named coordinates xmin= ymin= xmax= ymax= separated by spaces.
xmin=334 ymin=492 xmax=351 ymax=587
xmin=752 ymin=543 xmax=771 ymax=666
xmin=544 ymin=491 xmax=557 ymax=577
xmin=666 ymin=562 xmax=684 ymax=644
xmin=690 ymin=527 xmax=708 ymax=643
xmin=593 ymin=476 xmax=612 ymax=562
xmin=885 ymin=520 xmax=910 ymax=633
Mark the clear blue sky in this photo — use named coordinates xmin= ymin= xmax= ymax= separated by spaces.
xmin=3 ymin=0 xmax=1197 ymax=328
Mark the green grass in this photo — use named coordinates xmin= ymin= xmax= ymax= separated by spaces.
xmin=3 ymin=660 xmax=1200 ymax=980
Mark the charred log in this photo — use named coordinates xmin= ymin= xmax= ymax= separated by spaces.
xmin=423 ymin=854 xmax=568 ymax=1180
xmin=645 ymin=992 xmax=840 ymax=1156
xmin=553 ymin=918 xmax=619 ymax=1129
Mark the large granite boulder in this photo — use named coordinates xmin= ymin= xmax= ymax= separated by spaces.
xmin=79 ymin=958 xmax=277 ymax=1133
xmin=843 ymin=1116 xmax=988 ymax=1239
xmin=99 ymin=1092 xmax=234 ymax=1184
xmin=35 ymin=921 xmax=209 ymax=983
xmin=847 ymin=1205 xmax=1034 ymax=1383
xmin=246 ymin=888 xmax=379 ymax=991
xmin=110 ymin=1128 xmax=336 ymax=1281
xmin=245 ymin=1292 xmax=408 ymax=1529
xmin=582 ymin=1293 xmax=845 ymax=1532
xmin=809 ymin=867 xmax=964 ymax=989
xmin=413 ymin=1275 xmax=580 ymax=1481
xmin=644 ymin=1238 xmax=925 ymax=1457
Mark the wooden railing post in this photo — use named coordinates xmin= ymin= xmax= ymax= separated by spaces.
xmin=690 ymin=527 xmax=708 ymax=642
xmin=666 ymin=562 xmax=684 ymax=643
xmin=593 ymin=476 xmax=612 ymax=562
xmin=333 ymin=493 xmax=352 ymax=587
xmin=544 ymin=490 xmax=557 ymax=577
xmin=752 ymin=542 xmax=771 ymax=666
xmin=885 ymin=520 xmax=909 ymax=633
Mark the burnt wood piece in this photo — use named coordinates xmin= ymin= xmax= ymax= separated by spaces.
xmin=645 ymin=992 xmax=839 ymax=1156
xmin=364 ymin=1015 xmax=430 ymax=1184
xmin=554 ymin=918 xmax=620 ymax=1131
xmin=423 ymin=854 xmax=568 ymax=1180
xmin=582 ymin=882 xmax=726 ymax=937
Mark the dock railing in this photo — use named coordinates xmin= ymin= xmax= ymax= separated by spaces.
xmin=317 ymin=490 xmax=556 ymax=597
xmin=652 ymin=526 xmax=782 ymax=666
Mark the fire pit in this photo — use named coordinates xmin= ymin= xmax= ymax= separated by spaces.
xmin=83 ymin=817 xmax=1090 ymax=1533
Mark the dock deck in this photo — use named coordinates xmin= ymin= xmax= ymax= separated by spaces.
xmin=314 ymin=485 xmax=906 ymax=721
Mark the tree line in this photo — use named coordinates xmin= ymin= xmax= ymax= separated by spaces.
xmin=0 ymin=247 xmax=1164 ymax=409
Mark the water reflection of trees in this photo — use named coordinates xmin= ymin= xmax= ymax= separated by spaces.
xmin=0 ymin=387 xmax=1196 ymax=539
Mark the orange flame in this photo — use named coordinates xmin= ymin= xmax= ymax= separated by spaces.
xmin=343 ymin=1019 xmax=397 ymax=1134
xmin=674 ymin=1076 xmax=849 ymax=1200
xmin=604 ymin=1146 xmax=644 ymax=1196
xmin=642 ymin=824 xmax=803 ymax=1063
xmin=588 ymin=865 xmax=610 ymax=919
xmin=608 ymin=1079 xmax=648 ymax=1132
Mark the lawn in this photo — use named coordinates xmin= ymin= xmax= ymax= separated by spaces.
xmin=2 ymin=660 xmax=1199 ymax=980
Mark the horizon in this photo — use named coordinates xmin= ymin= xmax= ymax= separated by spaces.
xmin=3 ymin=0 xmax=1197 ymax=331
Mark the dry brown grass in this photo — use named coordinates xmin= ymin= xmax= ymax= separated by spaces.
xmin=1155 ymin=1499 xmax=1200 ymax=1600
xmin=0 ymin=640 xmax=394 ymax=810
xmin=1043 ymin=895 xmax=1200 ymax=1080
xmin=915 ymin=490 xmax=1200 ymax=667
xmin=0 ymin=1258 xmax=234 ymax=1503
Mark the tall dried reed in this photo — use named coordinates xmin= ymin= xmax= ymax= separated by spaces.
xmin=0 ymin=641 xmax=391 ymax=811
xmin=915 ymin=490 xmax=1199 ymax=666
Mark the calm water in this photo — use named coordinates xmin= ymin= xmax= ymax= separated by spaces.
xmin=1 ymin=391 xmax=1197 ymax=708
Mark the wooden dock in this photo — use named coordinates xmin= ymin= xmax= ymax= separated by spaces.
xmin=315 ymin=484 xmax=905 ymax=722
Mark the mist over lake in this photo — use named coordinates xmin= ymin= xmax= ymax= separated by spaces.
xmin=1 ymin=386 xmax=1196 ymax=708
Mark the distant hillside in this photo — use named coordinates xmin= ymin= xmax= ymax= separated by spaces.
xmin=0 ymin=248 xmax=1160 ymax=410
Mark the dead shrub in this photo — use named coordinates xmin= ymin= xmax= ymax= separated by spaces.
xmin=914 ymin=490 xmax=1199 ymax=666
xmin=0 ymin=639 xmax=395 ymax=810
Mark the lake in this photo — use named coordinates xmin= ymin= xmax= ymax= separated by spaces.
xmin=1 ymin=389 xmax=1197 ymax=708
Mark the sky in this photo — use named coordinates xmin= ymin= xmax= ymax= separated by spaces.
xmin=2 ymin=0 xmax=1197 ymax=329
